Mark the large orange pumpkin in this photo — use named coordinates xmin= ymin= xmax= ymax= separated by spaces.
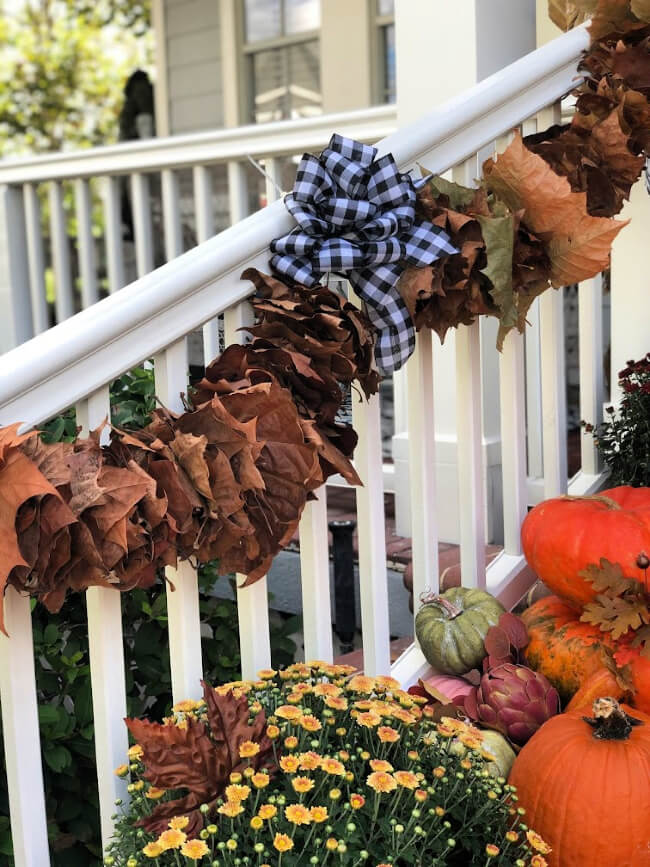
xmin=521 ymin=486 xmax=650 ymax=609
xmin=522 ymin=595 xmax=614 ymax=703
xmin=509 ymin=700 xmax=650 ymax=866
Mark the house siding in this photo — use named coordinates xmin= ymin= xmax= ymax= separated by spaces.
xmin=164 ymin=0 xmax=224 ymax=134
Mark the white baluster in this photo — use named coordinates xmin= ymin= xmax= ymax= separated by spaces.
xmin=264 ymin=157 xmax=282 ymax=205
xmin=540 ymin=286 xmax=568 ymax=497
xmin=154 ymin=339 xmax=204 ymax=700
xmin=193 ymin=165 xmax=219 ymax=363
xmin=579 ymin=274 xmax=604 ymax=476
xmin=74 ymin=179 xmax=99 ymax=309
xmin=407 ymin=327 xmax=439 ymax=608
xmin=525 ymin=298 xmax=544 ymax=480
xmin=223 ymin=302 xmax=272 ymax=678
xmin=498 ymin=330 xmax=527 ymax=554
xmin=161 ymin=169 xmax=183 ymax=262
xmin=0 ymin=589 xmax=50 ymax=867
xmin=228 ymin=161 xmax=249 ymax=225
xmin=299 ymin=487 xmax=333 ymax=663
xmin=455 ymin=320 xmax=487 ymax=588
xmin=351 ymin=362 xmax=391 ymax=676
xmin=0 ymin=184 xmax=32 ymax=351
xmin=49 ymin=181 xmax=74 ymax=322
xmin=76 ymin=388 xmax=130 ymax=853
xmin=23 ymin=183 xmax=49 ymax=334
xmin=130 ymin=173 xmax=154 ymax=277
xmin=102 ymin=176 xmax=125 ymax=293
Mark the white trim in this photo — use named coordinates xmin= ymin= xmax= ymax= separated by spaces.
xmin=152 ymin=0 xmax=171 ymax=137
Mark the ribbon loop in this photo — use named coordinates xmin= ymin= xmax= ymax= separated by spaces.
xmin=270 ymin=134 xmax=458 ymax=373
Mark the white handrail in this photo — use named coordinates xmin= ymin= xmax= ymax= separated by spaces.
xmin=0 ymin=106 xmax=397 ymax=184
xmin=0 ymin=24 xmax=589 ymax=430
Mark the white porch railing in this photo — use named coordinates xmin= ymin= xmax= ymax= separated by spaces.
xmin=0 ymin=23 xmax=609 ymax=866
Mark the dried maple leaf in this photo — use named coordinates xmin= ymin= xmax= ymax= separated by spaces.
xmin=548 ymin=0 xmax=598 ymax=30
xmin=483 ymin=133 xmax=628 ymax=286
xmin=588 ymin=0 xmax=648 ymax=40
xmin=126 ymin=682 xmax=274 ymax=836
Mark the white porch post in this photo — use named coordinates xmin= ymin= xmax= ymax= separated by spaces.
xmin=610 ymin=179 xmax=650 ymax=405
xmin=0 ymin=184 xmax=33 ymax=352
xmin=392 ymin=0 xmax=536 ymax=543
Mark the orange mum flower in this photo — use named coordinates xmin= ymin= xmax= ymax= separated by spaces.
xmin=169 ymin=816 xmax=189 ymax=830
xmin=292 ymin=776 xmax=315 ymax=793
xmin=349 ymin=793 xmax=366 ymax=810
xmin=273 ymin=833 xmax=294 ymax=852
xmin=225 ymin=784 xmax=250 ymax=802
xmin=310 ymin=805 xmax=329 ymax=822
xmin=181 ymin=839 xmax=210 ymax=860
xmin=300 ymin=715 xmax=322 ymax=732
xmin=356 ymin=712 xmax=381 ymax=728
xmin=320 ymin=758 xmax=345 ymax=776
xmin=285 ymin=804 xmax=312 ymax=825
xmin=157 ymin=829 xmax=187 ymax=850
xmin=377 ymin=726 xmax=400 ymax=743
xmin=527 ymin=831 xmax=552 ymax=855
xmin=258 ymin=804 xmax=277 ymax=820
xmin=314 ymin=683 xmax=342 ymax=697
xmin=325 ymin=695 xmax=349 ymax=711
xmin=218 ymin=802 xmax=243 ymax=818
xmin=239 ymin=740 xmax=261 ymax=758
xmin=252 ymin=772 xmax=270 ymax=789
xmin=284 ymin=735 xmax=299 ymax=750
xmin=142 ymin=842 xmax=163 ymax=857
xmin=530 ymin=857 xmax=549 ymax=867
xmin=366 ymin=772 xmax=397 ymax=793
xmin=369 ymin=759 xmax=393 ymax=772
xmin=280 ymin=755 xmax=300 ymax=773
xmin=393 ymin=771 xmax=418 ymax=789
xmin=299 ymin=751 xmax=322 ymax=771
xmin=275 ymin=705 xmax=303 ymax=721
xmin=145 ymin=787 xmax=165 ymax=800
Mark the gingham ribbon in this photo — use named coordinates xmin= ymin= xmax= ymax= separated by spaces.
xmin=270 ymin=134 xmax=457 ymax=374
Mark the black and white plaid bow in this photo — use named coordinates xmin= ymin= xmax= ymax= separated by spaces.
xmin=270 ymin=134 xmax=457 ymax=374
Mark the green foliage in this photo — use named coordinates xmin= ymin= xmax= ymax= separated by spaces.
xmin=584 ymin=353 xmax=650 ymax=487
xmin=0 ymin=366 xmax=298 ymax=865
xmin=0 ymin=0 xmax=153 ymax=157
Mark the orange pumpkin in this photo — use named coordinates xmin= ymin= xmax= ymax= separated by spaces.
xmin=565 ymin=667 xmax=625 ymax=711
xmin=522 ymin=596 xmax=614 ymax=703
xmin=613 ymin=643 xmax=650 ymax=716
xmin=521 ymin=486 xmax=650 ymax=609
xmin=509 ymin=700 xmax=650 ymax=866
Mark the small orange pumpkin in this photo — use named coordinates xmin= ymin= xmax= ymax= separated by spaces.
xmin=521 ymin=486 xmax=650 ymax=609
xmin=522 ymin=596 xmax=614 ymax=702
xmin=565 ymin=666 xmax=625 ymax=711
xmin=509 ymin=699 xmax=650 ymax=866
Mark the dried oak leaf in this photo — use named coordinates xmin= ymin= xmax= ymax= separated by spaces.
xmin=242 ymin=268 xmax=380 ymax=401
xmin=0 ymin=426 xmax=72 ymax=633
xmin=548 ymin=0 xmax=598 ymax=30
xmin=483 ymin=133 xmax=628 ymax=286
xmin=587 ymin=0 xmax=649 ymax=40
xmin=126 ymin=682 xmax=274 ymax=836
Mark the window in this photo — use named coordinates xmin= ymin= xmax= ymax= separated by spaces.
xmin=244 ymin=0 xmax=322 ymax=124
xmin=376 ymin=0 xmax=395 ymax=104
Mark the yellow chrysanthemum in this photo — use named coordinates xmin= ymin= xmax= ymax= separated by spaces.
xmin=284 ymin=736 xmax=299 ymax=750
xmin=355 ymin=699 xmax=374 ymax=711
xmin=366 ymin=772 xmax=397 ymax=793
xmin=229 ymin=772 xmax=243 ymax=783
xmin=145 ymin=786 xmax=166 ymax=800
xmin=181 ymin=839 xmax=210 ymax=860
xmin=292 ymin=776 xmax=315 ymax=793
xmin=287 ymin=692 xmax=303 ymax=704
xmin=250 ymin=816 xmax=264 ymax=830
xmin=377 ymin=726 xmax=400 ymax=743
xmin=266 ymin=724 xmax=280 ymax=739
xmin=433 ymin=766 xmax=446 ymax=778
xmin=310 ymin=805 xmax=329 ymax=822
xmin=325 ymin=837 xmax=339 ymax=851
xmin=374 ymin=675 xmax=400 ymax=691
xmin=172 ymin=699 xmax=201 ymax=713
xmin=505 ymin=831 xmax=519 ymax=843
xmin=157 ymin=829 xmax=187 ymax=850
xmin=414 ymin=789 xmax=428 ymax=802
xmin=257 ymin=669 xmax=277 ymax=680
xmin=142 ymin=841 xmax=163 ymax=857
xmin=275 ymin=705 xmax=303 ymax=721
xmin=485 ymin=844 xmax=500 ymax=858
xmin=293 ymin=681 xmax=313 ymax=694
xmin=280 ymin=755 xmax=300 ymax=773
xmin=300 ymin=714 xmax=322 ymax=732
xmin=225 ymin=784 xmax=250 ymax=802
xmin=128 ymin=744 xmax=143 ymax=760
xmin=526 ymin=831 xmax=552 ymax=855
xmin=273 ymin=833 xmax=294 ymax=852
xmin=239 ymin=740 xmax=261 ymax=758
xmin=356 ymin=711 xmax=381 ymax=728
xmin=169 ymin=816 xmax=190 ymax=830
xmin=325 ymin=695 xmax=348 ymax=711
xmin=314 ymin=683 xmax=342 ymax=697
xmin=285 ymin=804 xmax=312 ymax=825
xmin=299 ymin=751 xmax=322 ymax=771
xmin=530 ymin=856 xmax=549 ymax=867
xmin=459 ymin=733 xmax=483 ymax=750
xmin=391 ymin=707 xmax=416 ymax=725
xmin=348 ymin=675 xmax=376 ymax=694
xmin=349 ymin=793 xmax=365 ymax=810
xmin=393 ymin=771 xmax=418 ymax=789
xmin=258 ymin=804 xmax=277 ymax=820
xmin=114 ymin=764 xmax=129 ymax=777
xmin=252 ymin=772 xmax=270 ymax=788
xmin=320 ymin=758 xmax=345 ymax=776
xmin=369 ymin=759 xmax=393 ymax=772
xmin=218 ymin=801 xmax=244 ymax=818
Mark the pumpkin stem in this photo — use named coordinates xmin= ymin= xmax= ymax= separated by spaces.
xmin=561 ymin=494 xmax=622 ymax=510
xmin=419 ymin=592 xmax=463 ymax=620
xmin=583 ymin=697 xmax=643 ymax=740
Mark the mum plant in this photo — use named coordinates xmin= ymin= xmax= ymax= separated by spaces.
xmin=105 ymin=663 xmax=550 ymax=867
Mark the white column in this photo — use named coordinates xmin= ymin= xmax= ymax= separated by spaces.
xmin=392 ymin=0 xmax=536 ymax=543
xmin=610 ymin=180 xmax=650 ymax=405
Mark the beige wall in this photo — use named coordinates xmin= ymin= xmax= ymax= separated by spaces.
xmin=321 ymin=0 xmax=373 ymax=112
xmin=536 ymin=0 xmax=562 ymax=45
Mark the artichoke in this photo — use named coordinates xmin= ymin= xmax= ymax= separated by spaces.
xmin=464 ymin=663 xmax=560 ymax=745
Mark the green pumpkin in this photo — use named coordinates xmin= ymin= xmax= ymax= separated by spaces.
xmin=481 ymin=730 xmax=516 ymax=778
xmin=415 ymin=587 xmax=505 ymax=675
